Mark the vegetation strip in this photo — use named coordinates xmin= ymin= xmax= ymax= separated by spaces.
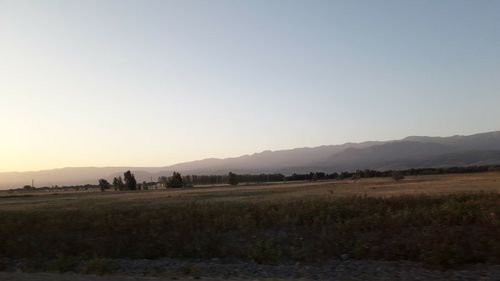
xmin=1 ymin=192 xmax=499 ymax=268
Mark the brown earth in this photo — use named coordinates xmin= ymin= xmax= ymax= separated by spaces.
xmin=1 ymin=172 xmax=499 ymax=211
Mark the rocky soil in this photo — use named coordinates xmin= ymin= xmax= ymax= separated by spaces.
xmin=2 ymin=258 xmax=500 ymax=280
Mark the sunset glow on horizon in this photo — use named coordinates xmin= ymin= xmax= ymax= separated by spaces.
xmin=1 ymin=0 xmax=499 ymax=172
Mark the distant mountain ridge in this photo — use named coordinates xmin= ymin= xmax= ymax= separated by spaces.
xmin=1 ymin=131 xmax=499 ymax=189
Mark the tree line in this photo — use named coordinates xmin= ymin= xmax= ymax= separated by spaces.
xmin=95 ymin=164 xmax=500 ymax=192
xmin=15 ymin=164 xmax=499 ymax=192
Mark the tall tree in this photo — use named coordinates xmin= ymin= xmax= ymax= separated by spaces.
xmin=98 ymin=179 xmax=110 ymax=192
xmin=112 ymin=176 xmax=124 ymax=191
xmin=123 ymin=170 xmax=137 ymax=190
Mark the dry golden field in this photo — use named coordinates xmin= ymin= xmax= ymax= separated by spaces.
xmin=1 ymin=172 xmax=500 ymax=268
xmin=1 ymin=172 xmax=499 ymax=211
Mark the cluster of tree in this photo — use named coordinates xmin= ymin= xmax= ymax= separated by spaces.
xmin=286 ymin=172 xmax=340 ymax=181
xmin=183 ymin=174 xmax=231 ymax=185
xmin=343 ymin=165 xmax=500 ymax=179
xmin=281 ymin=165 xmax=500 ymax=182
xmin=400 ymin=165 xmax=500 ymax=175
xmin=165 ymin=172 xmax=184 ymax=188
xmin=103 ymin=170 xmax=138 ymax=191
xmin=228 ymin=173 xmax=286 ymax=184
xmin=157 ymin=172 xmax=288 ymax=187
xmin=160 ymin=173 xmax=286 ymax=186
xmin=14 ymin=184 xmax=99 ymax=192
xmin=158 ymin=172 xmax=185 ymax=188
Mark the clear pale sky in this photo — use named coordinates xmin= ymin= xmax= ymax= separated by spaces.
xmin=1 ymin=0 xmax=499 ymax=172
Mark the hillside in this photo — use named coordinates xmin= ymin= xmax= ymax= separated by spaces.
xmin=1 ymin=131 xmax=499 ymax=188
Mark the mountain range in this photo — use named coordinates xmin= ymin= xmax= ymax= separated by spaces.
xmin=1 ymin=131 xmax=500 ymax=189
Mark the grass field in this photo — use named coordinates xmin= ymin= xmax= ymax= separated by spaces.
xmin=0 ymin=172 xmax=499 ymax=269
xmin=1 ymin=172 xmax=500 ymax=211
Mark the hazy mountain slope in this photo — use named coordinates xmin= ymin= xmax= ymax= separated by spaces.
xmin=318 ymin=141 xmax=460 ymax=171
xmin=403 ymin=131 xmax=500 ymax=150
xmin=417 ymin=150 xmax=500 ymax=168
xmin=164 ymin=141 xmax=385 ymax=174
xmin=0 ymin=167 xmax=148 ymax=189
xmin=1 ymin=131 xmax=499 ymax=189
xmin=315 ymin=131 xmax=500 ymax=171
xmin=153 ymin=131 xmax=500 ymax=174
xmin=0 ymin=142 xmax=384 ymax=189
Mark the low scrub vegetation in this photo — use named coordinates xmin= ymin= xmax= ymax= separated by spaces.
xmin=0 ymin=193 xmax=499 ymax=268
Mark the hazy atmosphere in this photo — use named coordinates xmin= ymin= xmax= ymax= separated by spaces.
xmin=3 ymin=2 xmax=500 ymax=280
xmin=1 ymin=0 xmax=500 ymax=172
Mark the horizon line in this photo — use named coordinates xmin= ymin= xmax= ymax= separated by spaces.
xmin=2 ymin=130 xmax=498 ymax=174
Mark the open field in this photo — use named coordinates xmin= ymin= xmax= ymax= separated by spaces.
xmin=0 ymin=172 xmax=500 ymax=277
xmin=1 ymin=172 xmax=500 ymax=211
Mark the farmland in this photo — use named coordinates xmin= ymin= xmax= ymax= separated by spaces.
xmin=1 ymin=172 xmax=500 ymax=211
xmin=0 ymin=172 xmax=500 ymax=279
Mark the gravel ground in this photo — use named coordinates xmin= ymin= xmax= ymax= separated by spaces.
xmin=0 ymin=272 xmax=231 ymax=281
xmin=2 ymin=258 xmax=500 ymax=281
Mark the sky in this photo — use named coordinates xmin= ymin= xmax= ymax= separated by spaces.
xmin=0 ymin=0 xmax=499 ymax=172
